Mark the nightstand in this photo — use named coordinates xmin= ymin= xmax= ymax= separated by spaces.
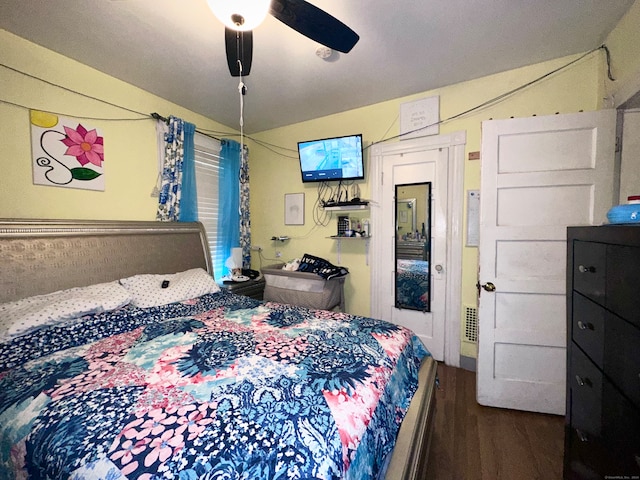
xmin=221 ymin=276 xmax=266 ymax=300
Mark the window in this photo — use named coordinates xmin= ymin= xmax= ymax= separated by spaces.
xmin=193 ymin=132 xmax=224 ymax=281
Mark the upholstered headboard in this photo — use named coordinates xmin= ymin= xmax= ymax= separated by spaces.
xmin=0 ymin=219 xmax=213 ymax=303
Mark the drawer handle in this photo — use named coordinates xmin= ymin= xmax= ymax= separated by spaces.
xmin=576 ymin=429 xmax=589 ymax=442
xmin=575 ymin=374 xmax=587 ymax=386
xmin=578 ymin=265 xmax=595 ymax=273
xmin=577 ymin=321 xmax=594 ymax=331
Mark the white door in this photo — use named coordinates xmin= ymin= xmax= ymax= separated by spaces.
xmin=378 ymin=148 xmax=448 ymax=360
xmin=477 ymin=110 xmax=616 ymax=414
xmin=370 ymin=131 xmax=466 ymax=366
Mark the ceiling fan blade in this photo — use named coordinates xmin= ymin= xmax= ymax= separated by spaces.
xmin=270 ymin=0 xmax=359 ymax=53
xmin=225 ymin=27 xmax=253 ymax=77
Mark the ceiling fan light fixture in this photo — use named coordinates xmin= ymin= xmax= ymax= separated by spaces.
xmin=207 ymin=0 xmax=271 ymax=31
xmin=315 ymin=46 xmax=332 ymax=59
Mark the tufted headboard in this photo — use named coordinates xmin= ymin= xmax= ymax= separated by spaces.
xmin=0 ymin=219 xmax=213 ymax=303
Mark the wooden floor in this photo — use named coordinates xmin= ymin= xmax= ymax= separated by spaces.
xmin=426 ymin=363 xmax=565 ymax=480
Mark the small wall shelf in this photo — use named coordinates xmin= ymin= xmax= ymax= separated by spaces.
xmin=323 ymin=204 xmax=369 ymax=211
xmin=328 ymin=235 xmax=371 ymax=240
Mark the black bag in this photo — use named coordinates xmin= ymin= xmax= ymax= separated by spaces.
xmin=297 ymin=253 xmax=349 ymax=280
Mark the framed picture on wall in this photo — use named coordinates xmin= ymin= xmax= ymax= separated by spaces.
xmin=285 ymin=193 xmax=304 ymax=225
xmin=30 ymin=110 xmax=105 ymax=191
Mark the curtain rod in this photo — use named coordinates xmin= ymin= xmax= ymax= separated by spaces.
xmin=151 ymin=112 xmax=224 ymax=142
xmin=151 ymin=112 xmax=168 ymax=123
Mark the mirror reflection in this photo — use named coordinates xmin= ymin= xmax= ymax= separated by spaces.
xmin=395 ymin=183 xmax=431 ymax=311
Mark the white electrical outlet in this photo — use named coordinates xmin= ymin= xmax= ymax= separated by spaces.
xmin=251 ymin=245 xmax=262 ymax=252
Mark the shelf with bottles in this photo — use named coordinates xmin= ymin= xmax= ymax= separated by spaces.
xmin=328 ymin=235 xmax=371 ymax=240
xmin=335 ymin=215 xmax=370 ymax=238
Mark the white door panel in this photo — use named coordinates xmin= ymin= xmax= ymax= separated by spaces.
xmin=477 ymin=109 xmax=616 ymax=414
xmin=370 ymin=131 xmax=466 ymax=367
xmin=379 ymin=150 xmax=446 ymax=360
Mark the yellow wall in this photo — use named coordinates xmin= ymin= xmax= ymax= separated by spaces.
xmin=604 ymin=0 xmax=640 ymax=105
xmin=0 ymin=29 xmax=235 ymax=221
xmin=602 ymin=1 xmax=640 ymax=204
xmin=250 ymin=52 xmax=603 ymax=332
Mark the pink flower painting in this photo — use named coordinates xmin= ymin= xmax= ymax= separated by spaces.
xmin=61 ymin=124 xmax=104 ymax=167
xmin=30 ymin=110 xmax=105 ymax=191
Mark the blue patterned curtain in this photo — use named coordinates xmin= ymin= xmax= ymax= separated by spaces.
xmin=239 ymin=145 xmax=251 ymax=268
xmin=156 ymin=116 xmax=197 ymax=222
xmin=216 ymin=139 xmax=241 ymax=280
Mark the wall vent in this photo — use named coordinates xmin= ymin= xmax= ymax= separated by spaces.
xmin=464 ymin=305 xmax=478 ymax=343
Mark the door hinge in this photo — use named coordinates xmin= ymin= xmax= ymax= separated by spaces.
xmin=615 ymin=136 xmax=622 ymax=153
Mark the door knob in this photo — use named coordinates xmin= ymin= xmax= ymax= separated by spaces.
xmin=481 ymin=282 xmax=496 ymax=292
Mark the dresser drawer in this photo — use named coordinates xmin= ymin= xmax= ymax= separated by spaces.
xmin=606 ymin=244 xmax=640 ymax=329
xmin=572 ymin=241 xmax=606 ymax=305
xmin=567 ymin=373 xmax=640 ymax=478
xmin=569 ymin=346 xmax=603 ymax=437
xmin=605 ymin=311 xmax=640 ymax=409
xmin=601 ymin=380 xmax=640 ymax=476
xmin=565 ymin=423 xmax=608 ymax=480
xmin=572 ymin=293 xmax=605 ymax=369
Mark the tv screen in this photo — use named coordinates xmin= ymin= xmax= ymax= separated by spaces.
xmin=297 ymin=134 xmax=364 ymax=183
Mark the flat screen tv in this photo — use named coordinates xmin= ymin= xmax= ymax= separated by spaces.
xmin=297 ymin=133 xmax=364 ymax=183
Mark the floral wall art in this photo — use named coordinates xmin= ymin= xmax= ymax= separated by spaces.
xmin=31 ymin=110 xmax=105 ymax=191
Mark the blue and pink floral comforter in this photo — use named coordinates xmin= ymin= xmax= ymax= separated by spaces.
xmin=0 ymin=291 xmax=429 ymax=480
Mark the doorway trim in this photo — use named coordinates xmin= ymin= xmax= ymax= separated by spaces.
xmin=370 ymin=131 xmax=466 ymax=367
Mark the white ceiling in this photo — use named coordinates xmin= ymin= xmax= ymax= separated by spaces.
xmin=0 ymin=0 xmax=634 ymax=133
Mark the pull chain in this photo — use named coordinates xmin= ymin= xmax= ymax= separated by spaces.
xmin=237 ymin=60 xmax=246 ymax=157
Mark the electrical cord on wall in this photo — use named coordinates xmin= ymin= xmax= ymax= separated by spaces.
xmin=254 ymin=249 xmax=282 ymax=269
xmin=368 ymin=44 xmax=614 ymax=148
xmin=313 ymin=181 xmax=333 ymax=226
xmin=0 ymin=44 xmax=616 ymax=158
xmin=350 ymin=183 xmax=361 ymax=200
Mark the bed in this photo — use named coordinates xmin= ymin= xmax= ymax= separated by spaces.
xmin=0 ymin=219 xmax=437 ymax=480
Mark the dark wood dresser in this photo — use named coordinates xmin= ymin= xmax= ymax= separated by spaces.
xmin=565 ymin=226 xmax=640 ymax=479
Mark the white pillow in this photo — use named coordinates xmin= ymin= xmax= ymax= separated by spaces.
xmin=119 ymin=268 xmax=220 ymax=308
xmin=0 ymin=281 xmax=132 ymax=340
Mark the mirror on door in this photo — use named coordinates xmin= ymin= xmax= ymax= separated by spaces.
xmin=395 ymin=182 xmax=431 ymax=311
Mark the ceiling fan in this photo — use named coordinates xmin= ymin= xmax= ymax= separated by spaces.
xmin=208 ymin=0 xmax=359 ymax=77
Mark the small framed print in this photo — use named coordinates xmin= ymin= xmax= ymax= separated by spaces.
xmin=285 ymin=193 xmax=305 ymax=225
